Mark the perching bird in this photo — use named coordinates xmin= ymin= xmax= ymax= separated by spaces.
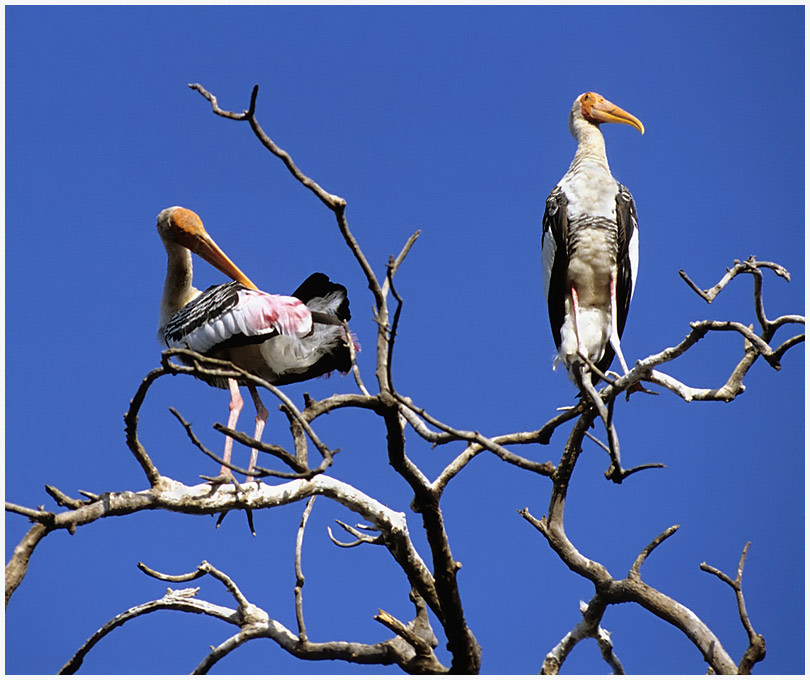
xmin=541 ymin=92 xmax=643 ymax=387
xmin=156 ymin=206 xmax=352 ymax=481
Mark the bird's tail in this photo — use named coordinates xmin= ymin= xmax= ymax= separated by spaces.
xmin=277 ymin=273 xmax=356 ymax=380
xmin=292 ymin=272 xmax=351 ymax=324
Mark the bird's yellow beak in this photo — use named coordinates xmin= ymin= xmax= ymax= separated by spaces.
xmin=169 ymin=208 xmax=259 ymax=290
xmin=581 ymin=92 xmax=645 ymax=135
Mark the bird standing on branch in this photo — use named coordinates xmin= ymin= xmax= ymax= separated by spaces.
xmin=156 ymin=206 xmax=353 ymax=482
xmin=541 ymin=91 xmax=643 ymax=389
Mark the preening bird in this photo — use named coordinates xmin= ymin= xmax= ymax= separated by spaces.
xmin=157 ymin=206 xmax=353 ymax=481
xmin=541 ymin=92 xmax=643 ymax=386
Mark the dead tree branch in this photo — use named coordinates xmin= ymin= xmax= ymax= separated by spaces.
xmin=7 ymin=474 xmax=440 ymax=623
xmin=701 ymin=543 xmax=766 ymax=674
xmin=5 ymin=523 xmax=49 ymax=605
xmin=519 ymin=407 xmax=741 ymax=674
xmin=678 ymin=256 xmax=790 ymax=305
xmin=598 ymin=261 xmax=804 ymax=405
xmin=380 ymin=403 xmax=481 ymax=672
xmin=163 ymin=349 xmax=338 ymax=472
xmin=62 ymin=558 xmax=446 ymax=675
xmin=294 ymin=497 xmax=316 ymax=641
xmin=540 ymin=596 xmax=623 ymax=675
xmin=124 ymin=366 xmax=168 ymax=486
xmin=60 ymin=589 xmax=239 ymax=674
xmin=327 ymin=519 xmax=384 ymax=548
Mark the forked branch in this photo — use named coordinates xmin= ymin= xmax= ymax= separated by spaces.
xmin=540 ymin=596 xmax=623 ymax=675
xmin=62 ymin=559 xmax=444 ymax=675
xmin=520 ymin=409 xmax=739 ymax=674
xmin=700 ymin=543 xmax=766 ymax=674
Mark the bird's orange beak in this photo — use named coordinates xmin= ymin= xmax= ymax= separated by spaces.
xmin=169 ymin=208 xmax=259 ymax=290
xmin=581 ymin=92 xmax=645 ymax=134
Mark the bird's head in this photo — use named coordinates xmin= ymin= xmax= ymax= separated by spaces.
xmin=572 ymin=92 xmax=645 ymax=135
xmin=156 ymin=206 xmax=258 ymax=289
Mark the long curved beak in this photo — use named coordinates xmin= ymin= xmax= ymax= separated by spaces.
xmin=589 ymin=98 xmax=645 ymax=134
xmin=190 ymin=232 xmax=259 ymax=290
xmin=165 ymin=207 xmax=259 ymax=290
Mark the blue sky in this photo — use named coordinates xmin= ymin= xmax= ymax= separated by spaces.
xmin=5 ymin=5 xmax=804 ymax=675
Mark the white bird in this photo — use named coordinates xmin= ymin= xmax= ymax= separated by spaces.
xmin=156 ymin=206 xmax=353 ymax=482
xmin=541 ymin=92 xmax=643 ymax=386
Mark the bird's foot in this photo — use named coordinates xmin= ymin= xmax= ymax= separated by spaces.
xmin=202 ymin=474 xmax=257 ymax=536
xmin=215 ymin=508 xmax=257 ymax=536
xmin=244 ymin=468 xmax=263 ymax=486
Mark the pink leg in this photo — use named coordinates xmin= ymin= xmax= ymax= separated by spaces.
xmin=570 ymin=286 xmax=585 ymax=357
xmin=609 ymin=277 xmax=630 ymax=373
xmin=245 ymin=385 xmax=268 ymax=484
xmin=220 ymin=378 xmax=243 ymax=478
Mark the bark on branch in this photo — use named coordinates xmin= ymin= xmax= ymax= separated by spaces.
xmin=61 ymin=559 xmax=446 ymax=674
xmin=6 ymin=474 xmax=439 ymax=622
xmin=519 ymin=405 xmax=740 ymax=674
xmin=540 ymin=596 xmax=624 ymax=675
xmin=700 ymin=543 xmax=766 ymax=674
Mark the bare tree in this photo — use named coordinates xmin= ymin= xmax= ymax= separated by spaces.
xmin=5 ymin=84 xmax=803 ymax=675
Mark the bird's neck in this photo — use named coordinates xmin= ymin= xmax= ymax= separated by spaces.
xmin=568 ymin=121 xmax=611 ymax=176
xmin=159 ymin=245 xmax=198 ymax=331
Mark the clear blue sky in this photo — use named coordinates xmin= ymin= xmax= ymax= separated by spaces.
xmin=5 ymin=5 xmax=804 ymax=675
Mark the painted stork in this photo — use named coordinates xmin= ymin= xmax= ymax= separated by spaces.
xmin=156 ymin=206 xmax=352 ymax=482
xmin=541 ymin=92 xmax=643 ymax=387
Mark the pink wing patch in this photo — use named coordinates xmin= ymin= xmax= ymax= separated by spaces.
xmin=236 ymin=289 xmax=312 ymax=338
xmin=173 ymin=288 xmax=312 ymax=354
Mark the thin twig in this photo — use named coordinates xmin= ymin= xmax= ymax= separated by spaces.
xmin=44 ymin=486 xmax=84 ymax=510
xmin=326 ymin=520 xmax=384 ymax=548
xmin=381 ymin=230 xmax=421 ymax=300
xmin=679 ymin=256 xmax=790 ymax=304
xmin=700 ymin=543 xmax=766 ymax=673
xmin=60 ymin=593 xmax=240 ymax=673
xmin=123 ymin=366 xmax=165 ymax=486
xmin=187 ymin=83 xmax=249 ymax=121
xmin=393 ymin=394 xmax=555 ymax=488
xmin=137 ymin=562 xmax=205 ymax=583
xmin=294 ymin=497 xmax=316 ymax=641
xmin=168 ymin=407 xmax=267 ymax=479
xmin=385 ymin=255 xmax=406 ymax=393
xmin=213 ymin=423 xmax=303 ymax=472
xmin=138 ymin=560 xmax=253 ymax=612
xmin=342 ymin=320 xmax=370 ymax=397
xmin=5 ymin=503 xmax=55 ymax=523
xmin=629 ymin=526 xmax=680 ymax=578
xmin=191 ymin=83 xmax=389 ymax=319
xmin=375 ymin=609 xmax=434 ymax=658
xmin=163 ymin=349 xmax=337 ymax=467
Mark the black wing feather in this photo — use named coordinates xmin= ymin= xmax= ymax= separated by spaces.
xmin=614 ymin=183 xmax=638 ymax=339
xmin=292 ymin=272 xmax=351 ymax=322
xmin=542 ymin=186 xmax=569 ymax=352
xmin=162 ymin=281 xmax=245 ymax=346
